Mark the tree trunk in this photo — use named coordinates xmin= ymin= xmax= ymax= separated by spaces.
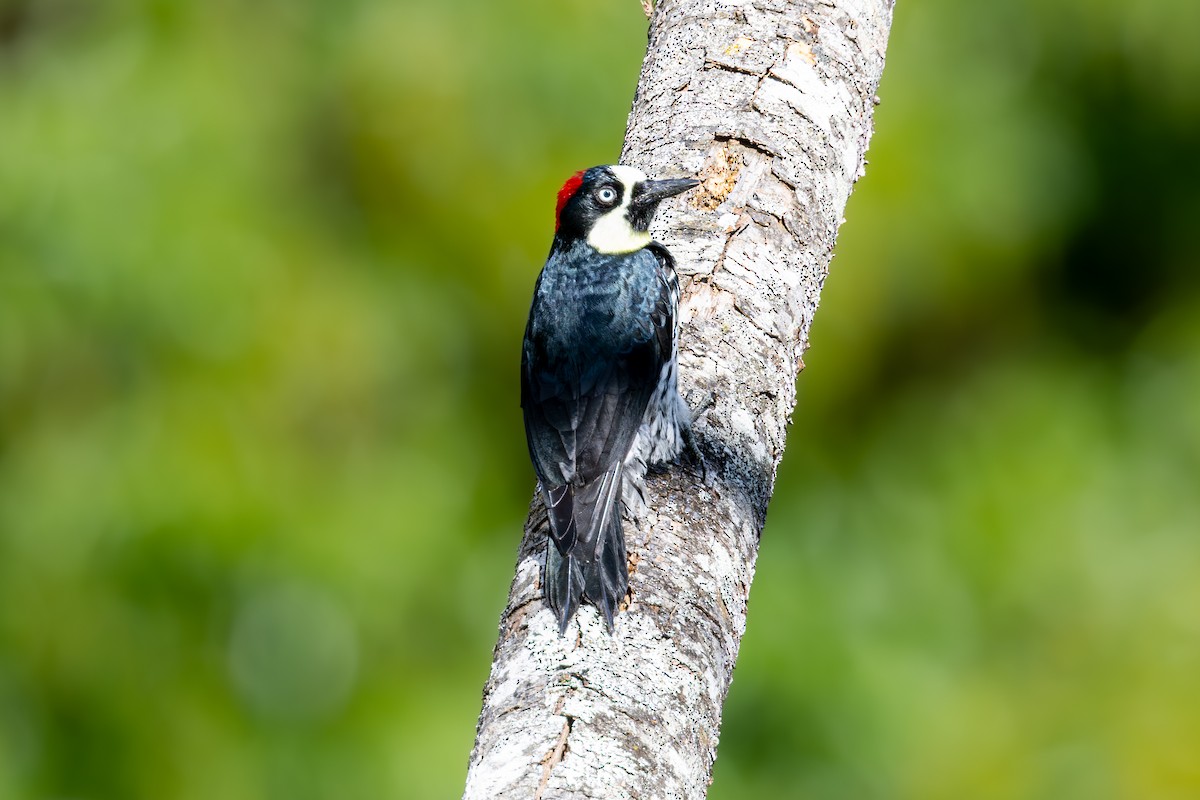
xmin=464 ymin=0 xmax=894 ymax=797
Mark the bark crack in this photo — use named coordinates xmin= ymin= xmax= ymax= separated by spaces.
xmin=534 ymin=698 xmax=574 ymax=800
xmin=708 ymin=215 xmax=751 ymax=278
xmin=702 ymin=56 xmax=762 ymax=79
xmin=713 ymin=133 xmax=779 ymax=160
xmin=733 ymin=299 xmax=783 ymax=343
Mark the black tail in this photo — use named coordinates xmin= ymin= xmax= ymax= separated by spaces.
xmin=543 ymin=465 xmax=629 ymax=634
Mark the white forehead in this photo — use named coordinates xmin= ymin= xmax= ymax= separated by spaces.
xmin=609 ymin=165 xmax=648 ymax=197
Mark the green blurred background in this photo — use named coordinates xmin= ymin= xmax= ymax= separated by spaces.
xmin=1 ymin=0 xmax=1198 ymax=797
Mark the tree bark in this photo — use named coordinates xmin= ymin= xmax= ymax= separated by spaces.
xmin=464 ymin=0 xmax=893 ymax=797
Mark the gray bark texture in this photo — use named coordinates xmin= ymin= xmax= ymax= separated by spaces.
xmin=464 ymin=0 xmax=893 ymax=797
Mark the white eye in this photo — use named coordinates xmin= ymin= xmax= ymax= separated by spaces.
xmin=596 ymin=186 xmax=619 ymax=206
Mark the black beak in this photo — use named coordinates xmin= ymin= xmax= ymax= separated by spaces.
xmin=631 ymin=177 xmax=700 ymax=209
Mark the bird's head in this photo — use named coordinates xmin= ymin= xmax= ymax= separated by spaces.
xmin=553 ymin=165 xmax=698 ymax=254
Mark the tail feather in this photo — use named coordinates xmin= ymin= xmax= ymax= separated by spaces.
xmin=545 ymin=544 xmax=584 ymax=635
xmin=543 ymin=465 xmax=629 ymax=634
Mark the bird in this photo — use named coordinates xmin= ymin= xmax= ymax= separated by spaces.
xmin=521 ymin=164 xmax=698 ymax=634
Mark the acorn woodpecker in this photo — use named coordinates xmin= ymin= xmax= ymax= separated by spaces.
xmin=521 ymin=164 xmax=698 ymax=634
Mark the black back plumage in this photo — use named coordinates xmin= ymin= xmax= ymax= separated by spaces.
xmin=521 ymin=240 xmax=678 ymax=633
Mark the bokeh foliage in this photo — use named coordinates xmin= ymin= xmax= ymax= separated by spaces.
xmin=1 ymin=0 xmax=1197 ymax=798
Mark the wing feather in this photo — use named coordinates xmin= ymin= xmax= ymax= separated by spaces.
xmin=521 ymin=244 xmax=676 ymax=631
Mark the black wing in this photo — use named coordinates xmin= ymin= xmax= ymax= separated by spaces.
xmin=520 ymin=246 xmax=675 ymax=631
xmin=521 ymin=256 xmax=673 ymax=484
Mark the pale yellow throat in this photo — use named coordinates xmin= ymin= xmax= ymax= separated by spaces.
xmin=587 ymin=213 xmax=651 ymax=254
